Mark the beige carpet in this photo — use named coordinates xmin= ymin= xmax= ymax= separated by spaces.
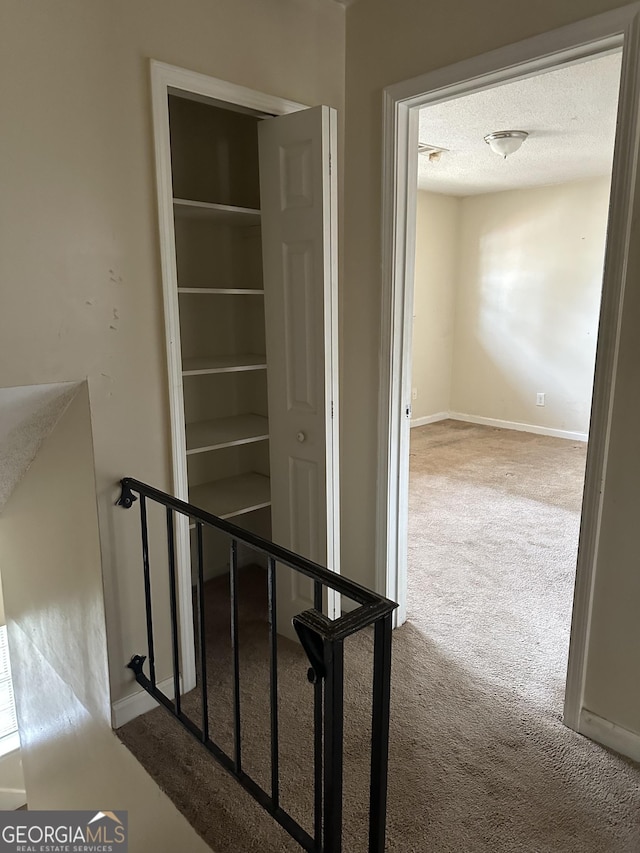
xmin=118 ymin=420 xmax=640 ymax=851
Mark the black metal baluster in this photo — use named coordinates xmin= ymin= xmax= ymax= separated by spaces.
xmin=368 ymin=613 xmax=393 ymax=852
xmin=230 ymin=538 xmax=241 ymax=774
xmin=323 ymin=635 xmax=344 ymax=853
xmin=166 ymin=507 xmax=181 ymax=716
xmin=120 ymin=477 xmax=397 ymax=853
xmin=196 ymin=522 xmax=209 ymax=743
xmin=268 ymin=557 xmax=279 ymax=808
xmin=139 ymin=495 xmax=156 ymax=687
xmin=313 ymin=581 xmax=323 ymax=849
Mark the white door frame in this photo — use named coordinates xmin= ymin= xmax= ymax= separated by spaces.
xmin=150 ymin=61 xmax=340 ymax=692
xmin=378 ymin=4 xmax=640 ymax=733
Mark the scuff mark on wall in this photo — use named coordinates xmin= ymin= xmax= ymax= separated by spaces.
xmin=100 ymin=372 xmax=115 ymax=398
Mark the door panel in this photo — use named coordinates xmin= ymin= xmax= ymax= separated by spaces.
xmin=283 ymin=241 xmax=317 ymax=412
xmin=258 ymin=105 xmax=339 ymax=635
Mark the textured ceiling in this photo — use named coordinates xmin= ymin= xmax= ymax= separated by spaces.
xmin=417 ymin=51 xmax=622 ymax=196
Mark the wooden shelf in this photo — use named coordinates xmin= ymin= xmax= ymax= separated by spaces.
xmin=186 ymin=414 xmax=269 ymax=455
xmin=182 ymin=354 xmax=267 ymax=376
xmin=178 ymin=288 xmax=264 ymax=295
xmin=173 ymin=198 xmax=261 ymax=226
xmin=189 ymin=473 xmax=271 ymax=520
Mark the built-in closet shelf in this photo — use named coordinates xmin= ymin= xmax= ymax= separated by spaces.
xmin=178 ymin=288 xmax=264 ymax=295
xmin=182 ymin=354 xmax=267 ymax=376
xmin=186 ymin=414 xmax=269 ymax=455
xmin=189 ymin=473 xmax=271 ymax=521
xmin=173 ymin=198 xmax=261 ymax=226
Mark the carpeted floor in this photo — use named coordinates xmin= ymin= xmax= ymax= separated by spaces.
xmin=118 ymin=420 xmax=640 ymax=851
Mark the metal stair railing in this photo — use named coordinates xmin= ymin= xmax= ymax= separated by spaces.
xmin=117 ymin=477 xmax=397 ymax=853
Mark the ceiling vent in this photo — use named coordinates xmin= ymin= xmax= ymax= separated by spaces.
xmin=418 ymin=142 xmax=448 ymax=162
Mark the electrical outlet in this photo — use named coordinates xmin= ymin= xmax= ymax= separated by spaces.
xmin=536 ymin=392 xmax=545 ymax=407
xmin=412 ymin=388 xmax=418 ymax=401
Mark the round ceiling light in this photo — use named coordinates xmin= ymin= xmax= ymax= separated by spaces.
xmin=484 ymin=130 xmax=529 ymax=159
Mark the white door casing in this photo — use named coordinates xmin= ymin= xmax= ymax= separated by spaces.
xmin=259 ymin=105 xmax=340 ymax=633
xmin=150 ymin=59 xmax=340 ymax=701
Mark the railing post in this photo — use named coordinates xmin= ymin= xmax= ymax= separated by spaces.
xmin=314 ymin=582 xmax=323 ymax=850
xmin=267 ymin=557 xmax=280 ymax=808
xmin=229 ymin=538 xmax=242 ymax=775
xmin=196 ymin=522 xmax=209 ymax=743
xmin=323 ymin=636 xmax=344 ymax=853
xmin=368 ymin=613 xmax=393 ymax=852
xmin=166 ymin=507 xmax=181 ymax=717
xmin=139 ymin=494 xmax=156 ymax=687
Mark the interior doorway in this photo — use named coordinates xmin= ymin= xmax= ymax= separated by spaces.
xmin=404 ymin=52 xmax=620 ymax=720
xmin=378 ymin=8 xmax=640 ymax=746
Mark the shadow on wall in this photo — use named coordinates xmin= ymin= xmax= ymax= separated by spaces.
xmin=0 ymin=381 xmax=211 ymax=850
xmin=456 ymin=181 xmax=610 ymax=429
xmin=413 ymin=180 xmax=611 ymax=431
xmin=475 ymin=198 xmax=600 ymax=403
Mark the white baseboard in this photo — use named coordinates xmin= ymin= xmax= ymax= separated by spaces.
xmin=112 ymin=675 xmax=178 ymax=729
xmin=448 ymin=411 xmax=588 ymax=442
xmin=410 ymin=412 xmax=449 ymax=428
xmin=578 ymin=708 xmax=640 ymax=762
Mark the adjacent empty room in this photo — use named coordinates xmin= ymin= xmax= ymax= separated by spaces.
xmin=406 ymin=51 xmax=621 ymax=721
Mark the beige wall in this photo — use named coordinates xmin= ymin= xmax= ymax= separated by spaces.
xmin=344 ymin=0 xmax=640 ymax=738
xmin=0 ymin=0 xmax=344 ymax=705
xmin=412 ymin=179 xmax=610 ymax=432
xmin=0 ymin=385 xmax=209 ymax=850
xmin=452 ymin=179 xmax=610 ymax=433
xmin=410 ymin=192 xmax=459 ymax=419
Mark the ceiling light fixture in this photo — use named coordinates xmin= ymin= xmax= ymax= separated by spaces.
xmin=483 ymin=130 xmax=529 ymax=159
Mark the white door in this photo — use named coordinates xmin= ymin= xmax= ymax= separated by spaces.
xmin=258 ymin=105 xmax=340 ymax=632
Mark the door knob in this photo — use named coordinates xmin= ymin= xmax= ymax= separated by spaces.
xmin=297 ymin=431 xmax=306 ymax=443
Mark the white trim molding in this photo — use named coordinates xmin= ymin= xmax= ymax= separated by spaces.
xmin=448 ymin=412 xmax=588 ymax=442
xmin=378 ymin=3 xmax=640 ymax=741
xmin=410 ymin=411 xmax=588 ymax=440
xmin=410 ymin=412 xmax=449 ymax=428
xmin=112 ymin=675 xmax=180 ymax=729
xmin=578 ymin=709 xmax=640 ymax=762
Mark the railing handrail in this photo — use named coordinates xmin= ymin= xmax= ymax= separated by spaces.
xmin=119 ymin=477 xmax=397 ymax=635
xmin=119 ymin=475 xmax=396 ymax=853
